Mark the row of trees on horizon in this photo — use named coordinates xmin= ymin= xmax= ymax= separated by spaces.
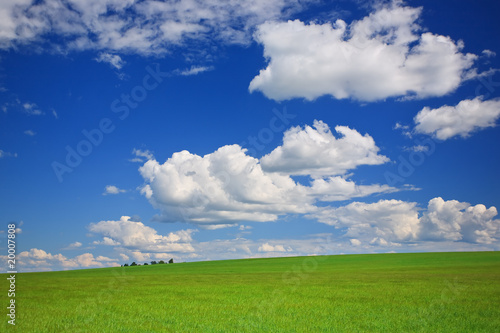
xmin=121 ymin=259 xmax=174 ymax=267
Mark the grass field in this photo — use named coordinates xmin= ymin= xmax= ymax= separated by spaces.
xmin=2 ymin=251 xmax=500 ymax=332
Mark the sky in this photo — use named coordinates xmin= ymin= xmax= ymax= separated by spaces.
xmin=1 ymin=0 xmax=499 ymax=272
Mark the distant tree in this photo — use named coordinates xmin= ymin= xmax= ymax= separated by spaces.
xmin=144 ymin=263 xmax=149 ymax=265
xmin=124 ymin=263 xmax=129 ymax=267
xmin=158 ymin=260 xmax=165 ymax=264
xmin=151 ymin=261 xmax=157 ymax=265
xmin=130 ymin=262 xmax=137 ymax=266
xmin=168 ymin=258 xmax=174 ymax=264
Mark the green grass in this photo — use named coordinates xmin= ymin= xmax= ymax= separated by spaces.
xmin=2 ymin=252 xmax=500 ymax=332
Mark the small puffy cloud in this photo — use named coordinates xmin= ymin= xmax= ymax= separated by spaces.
xmin=405 ymin=145 xmax=429 ymax=153
xmin=249 ymin=3 xmax=477 ymax=102
xmin=258 ymin=242 xmax=288 ymax=252
xmin=24 ymin=130 xmax=36 ymax=136
xmin=350 ymin=239 xmax=361 ymax=246
xmin=103 ymin=185 xmax=126 ymax=195
xmin=413 ymin=97 xmax=500 ymax=140
xmin=93 ymin=237 xmax=121 ymax=246
xmin=22 ymin=102 xmax=43 ymax=115
xmin=260 ymin=120 xmax=389 ymax=177
xmin=482 ymin=49 xmax=496 ymax=58
xmin=239 ymin=225 xmax=253 ymax=231
xmin=95 ymin=52 xmax=125 ymax=69
xmin=95 ymin=255 xmax=119 ymax=262
xmin=89 ymin=216 xmax=196 ymax=253
xmin=65 ymin=241 xmax=82 ymax=249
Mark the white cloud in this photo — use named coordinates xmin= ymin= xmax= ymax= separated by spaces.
xmin=260 ymin=120 xmax=389 ymax=177
xmin=22 ymin=102 xmax=43 ymax=115
xmin=95 ymin=52 xmax=125 ymax=70
xmin=103 ymin=185 xmax=126 ymax=195
xmin=413 ymin=97 xmax=500 ymax=140
xmin=65 ymin=241 xmax=82 ymax=249
xmin=419 ymin=197 xmax=500 ymax=244
xmin=0 ymin=149 xmax=17 ymax=158
xmin=312 ymin=197 xmax=500 ymax=245
xmin=350 ymin=239 xmax=361 ymax=246
xmin=198 ymin=224 xmax=238 ymax=230
xmin=24 ymin=130 xmax=36 ymax=136
xmin=18 ymin=248 xmax=120 ymax=271
xmin=249 ymin=3 xmax=477 ymax=102
xmin=139 ymin=144 xmax=314 ymax=224
xmin=308 ymin=176 xmax=397 ymax=201
xmin=482 ymin=49 xmax=496 ymax=58
xmin=176 ymin=66 xmax=214 ymax=76
xmin=313 ymin=199 xmax=420 ymax=243
xmin=0 ymin=0 xmax=309 ymax=54
xmin=139 ymin=121 xmax=397 ymax=225
xmin=258 ymin=242 xmax=288 ymax=252
xmin=130 ymin=148 xmax=154 ymax=163
xmin=89 ymin=216 xmax=196 ymax=253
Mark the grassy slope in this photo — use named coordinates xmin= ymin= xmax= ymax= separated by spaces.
xmin=2 ymin=252 xmax=500 ymax=332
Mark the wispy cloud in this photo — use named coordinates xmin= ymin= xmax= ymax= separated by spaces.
xmin=95 ymin=52 xmax=126 ymax=70
xmin=0 ymin=0 xmax=308 ymax=55
xmin=175 ymin=66 xmax=214 ymax=76
xmin=130 ymin=148 xmax=154 ymax=163
xmin=0 ymin=149 xmax=17 ymax=158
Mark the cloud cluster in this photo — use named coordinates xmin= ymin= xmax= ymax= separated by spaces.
xmin=18 ymin=248 xmax=119 ymax=271
xmin=89 ymin=216 xmax=196 ymax=253
xmin=0 ymin=0 xmax=309 ymax=54
xmin=414 ymin=97 xmax=500 ymax=140
xmin=312 ymin=197 xmax=500 ymax=246
xmin=249 ymin=2 xmax=478 ymax=101
xmin=138 ymin=121 xmax=394 ymax=226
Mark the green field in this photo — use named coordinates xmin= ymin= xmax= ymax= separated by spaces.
xmin=2 ymin=251 xmax=500 ymax=332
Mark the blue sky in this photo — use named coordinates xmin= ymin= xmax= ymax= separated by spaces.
xmin=1 ymin=0 xmax=499 ymax=271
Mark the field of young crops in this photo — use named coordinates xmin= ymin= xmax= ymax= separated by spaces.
xmin=2 ymin=251 xmax=500 ymax=332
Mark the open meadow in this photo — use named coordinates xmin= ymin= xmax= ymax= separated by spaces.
xmin=2 ymin=251 xmax=500 ymax=332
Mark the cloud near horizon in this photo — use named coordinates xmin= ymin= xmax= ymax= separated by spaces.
xmin=311 ymin=197 xmax=500 ymax=246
